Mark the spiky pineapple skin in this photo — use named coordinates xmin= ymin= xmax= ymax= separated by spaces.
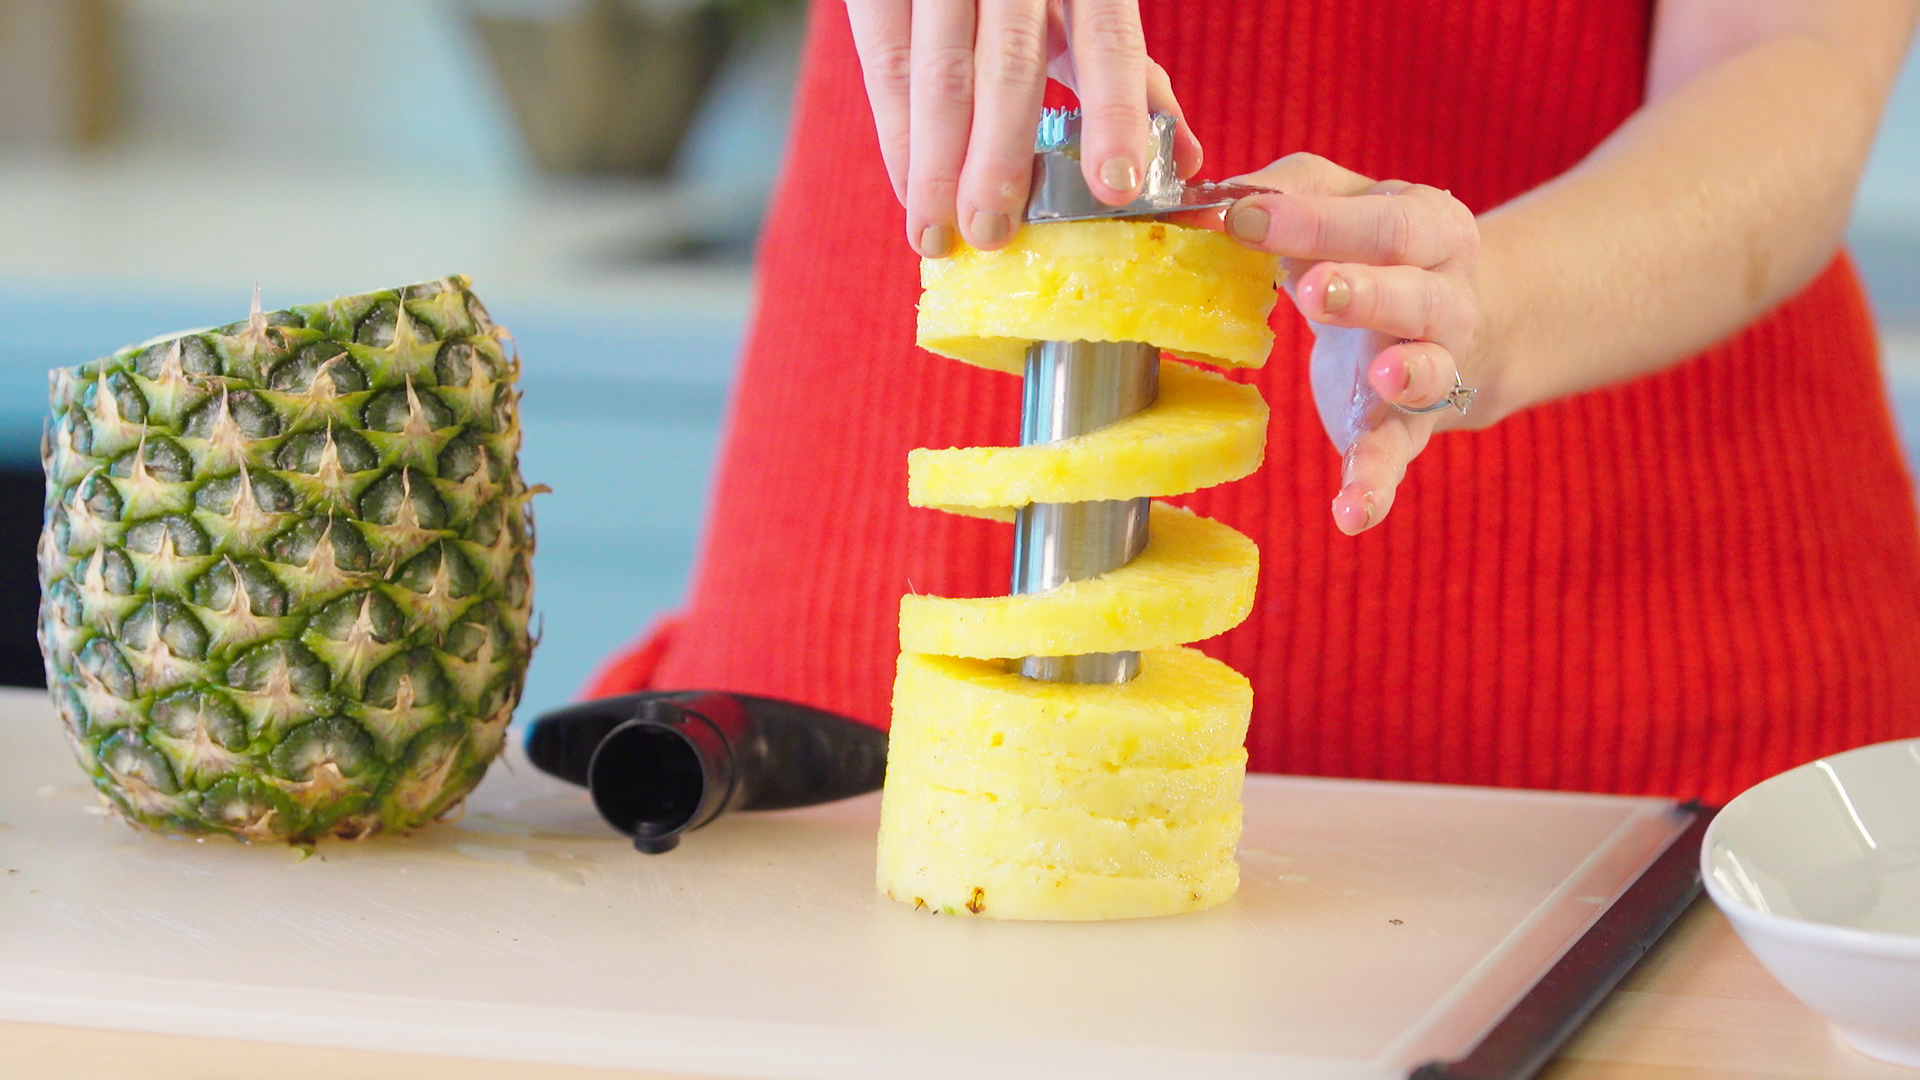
xmin=37 ymin=276 xmax=537 ymax=843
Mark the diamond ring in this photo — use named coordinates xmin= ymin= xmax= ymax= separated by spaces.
xmin=1391 ymin=371 xmax=1476 ymax=416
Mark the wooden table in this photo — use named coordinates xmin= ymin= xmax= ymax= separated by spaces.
xmin=2 ymin=899 xmax=1910 ymax=1080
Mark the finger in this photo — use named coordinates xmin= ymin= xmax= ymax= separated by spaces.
xmin=1145 ymin=60 xmax=1203 ymax=178
xmin=906 ymin=0 xmax=978 ymax=257
xmin=1331 ymin=414 xmax=1432 ymax=535
xmin=846 ymin=0 xmax=915 ymax=204
xmin=1043 ymin=11 xmax=1193 ymax=186
xmin=1226 ymin=183 xmax=1477 ymax=270
xmin=1065 ymin=0 xmax=1151 ymax=204
xmin=956 ymin=0 xmax=1049 ymax=250
xmin=1229 ymin=151 xmax=1376 ymax=198
xmin=1292 ymin=261 xmax=1475 ymax=351
xmin=1366 ymin=340 xmax=1459 ymax=413
xmin=1045 ymin=0 xmax=1072 ymax=78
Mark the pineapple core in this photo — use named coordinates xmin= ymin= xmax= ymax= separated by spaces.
xmin=880 ymin=221 xmax=1280 ymax=920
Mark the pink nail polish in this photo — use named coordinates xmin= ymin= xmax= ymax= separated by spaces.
xmin=1371 ymin=356 xmax=1406 ymax=398
xmin=1332 ymin=488 xmax=1374 ymax=535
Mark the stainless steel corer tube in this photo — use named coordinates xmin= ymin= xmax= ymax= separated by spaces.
xmin=1009 ymin=342 xmax=1157 ymax=684
xmin=1007 ymin=107 xmax=1189 ymax=685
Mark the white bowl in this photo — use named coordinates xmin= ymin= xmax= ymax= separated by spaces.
xmin=1702 ymin=738 xmax=1920 ymax=1067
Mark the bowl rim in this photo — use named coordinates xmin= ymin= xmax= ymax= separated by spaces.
xmin=1701 ymin=866 xmax=1920 ymax=958
xmin=1700 ymin=736 xmax=1920 ymax=957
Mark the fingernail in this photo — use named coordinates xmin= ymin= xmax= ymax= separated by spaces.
xmin=1227 ymin=203 xmax=1269 ymax=243
xmin=1099 ymin=156 xmax=1139 ymax=193
xmin=1370 ymin=354 xmax=1408 ymax=399
xmin=1332 ymin=488 xmax=1375 ymax=535
xmin=1323 ymin=274 xmax=1351 ymax=315
xmin=919 ymin=224 xmax=954 ymax=258
xmin=970 ymin=210 xmax=1010 ymax=246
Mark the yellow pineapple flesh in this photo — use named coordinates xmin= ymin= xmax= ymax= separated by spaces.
xmin=880 ymin=647 xmax=1251 ymax=920
xmin=884 ymin=219 xmax=1278 ymax=920
xmin=909 ymin=361 xmax=1268 ymax=512
xmin=898 ymin=502 xmax=1257 ymax=660
xmin=890 ymin=648 xmax=1253 ymax=767
xmin=917 ymin=220 xmax=1280 ymax=373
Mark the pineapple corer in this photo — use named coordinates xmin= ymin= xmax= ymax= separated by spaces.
xmin=878 ymin=111 xmax=1285 ymax=920
xmin=1010 ymin=338 xmax=1155 ymax=683
xmin=1009 ymin=109 xmax=1181 ymax=686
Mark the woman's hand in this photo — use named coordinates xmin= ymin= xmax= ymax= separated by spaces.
xmin=1222 ymin=155 xmax=1483 ymax=536
xmin=844 ymin=0 xmax=1202 ymax=257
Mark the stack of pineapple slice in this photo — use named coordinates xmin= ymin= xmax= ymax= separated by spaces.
xmin=878 ymin=221 xmax=1281 ymax=920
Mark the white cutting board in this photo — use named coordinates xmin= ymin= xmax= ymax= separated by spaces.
xmin=0 ymin=688 xmax=1685 ymax=1080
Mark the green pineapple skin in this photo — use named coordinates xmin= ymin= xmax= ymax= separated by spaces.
xmin=37 ymin=276 xmax=537 ymax=843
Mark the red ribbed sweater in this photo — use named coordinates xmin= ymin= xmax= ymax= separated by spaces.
xmin=591 ymin=0 xmax=1920 ymax=804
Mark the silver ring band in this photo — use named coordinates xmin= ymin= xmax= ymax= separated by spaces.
xmin=1392 ymin=371 xmax=1477 ymax=416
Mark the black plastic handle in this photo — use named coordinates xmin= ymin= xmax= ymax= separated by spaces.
xmin=525 ymin=691 xmax=889 ymax=853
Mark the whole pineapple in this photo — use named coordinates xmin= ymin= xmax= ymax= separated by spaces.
xmin=37 ymin=276 xmax=538 ymax=843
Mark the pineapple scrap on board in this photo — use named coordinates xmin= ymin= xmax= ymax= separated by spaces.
xmin=38 ymin=277 xmax=540 ymax=844
xmin=879 ymin=221 xmax=1281 ymax=920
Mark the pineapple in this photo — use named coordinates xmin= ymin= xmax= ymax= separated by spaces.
xmin=882 ymin=222 xmax=1281 ymax=920
xmin=37 ymin=276 xmax=538 ymax=843
xmin=897 ymin=503 xmax=1259 ymax=660
xmin=909 ymin=361 xmax=1268 ymax=513
xmin=880 ymin=648 xmax=1252 ymax=920
xmin=916 ymin=219 xmax=1278 ymax=374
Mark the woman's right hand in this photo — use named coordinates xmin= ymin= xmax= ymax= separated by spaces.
xmin=844 ymin=0 xmax=1202 ymax=257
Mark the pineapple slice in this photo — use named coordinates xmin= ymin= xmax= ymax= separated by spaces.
xmin=898 ymin=503 xmax=1257 ymax=659
xmin=887 ymin=744 xmax=1248 ymax=826
xmin=879 ymin=780 xmax=1243 ymax=878
xmin=909 ymin=361 xmax=1268 ymax=512
xmin=889 ymin=648 xmax=1252 ymax=766
xmin=917 ymin=221 xmax=1281 ymax=373
xmin=877 ymin=833 xmax=1239 ymax=921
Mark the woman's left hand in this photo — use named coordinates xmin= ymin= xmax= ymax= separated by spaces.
xmin=1222 ymin=155 xmax=1484 ymax=535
